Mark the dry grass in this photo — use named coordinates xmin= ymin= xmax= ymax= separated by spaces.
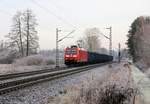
xmin=47 ymin=63 xmax=137 ymax=104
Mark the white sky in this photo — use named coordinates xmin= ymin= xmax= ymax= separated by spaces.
xmin=0 ymin=0 xmax=149 ymax=50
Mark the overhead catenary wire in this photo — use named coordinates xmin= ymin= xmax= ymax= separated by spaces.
xmin=45 ymin=0 xmax=78 ymax=26
xmin=30 ymin=0 xmax=77 ymax=29
xmin=58 ymin=30 xmax=75 ymax=42
xmin=99 ymin=31 xmax=110 ymax=39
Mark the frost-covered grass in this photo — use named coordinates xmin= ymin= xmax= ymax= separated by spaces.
xmin=0 ymin=55 xmax=56 ymax=74
xmin=47 ymin=63 xmax=137 ymax=104
xmin=0 ymin=64 xmax=16 ymax=74
xmin=146 ymin=68 xmax=150 ymax=78
xmin=0 ymin=49 xmax=66 ymax=74
xmin=14 ymin=55 xmax=55 ymax=66
xmin=0 ymin=64 xmax=56 ymax=74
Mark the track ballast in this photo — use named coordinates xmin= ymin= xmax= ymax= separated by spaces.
xmin=0 ymin=62 xmax=112 ymax=95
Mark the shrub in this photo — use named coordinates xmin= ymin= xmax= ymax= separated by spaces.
xmin=44 ymin=58 xmax=55 ymax=65
xmin=0 ymin=49 xmax=18 ymax=64
xmin=14 ymin=55 xmax=55 ymax=66
xmin=74 ymin=84 xmax=135 ymax=104
xmin=47 ymin=64 xmax=138 ymax=104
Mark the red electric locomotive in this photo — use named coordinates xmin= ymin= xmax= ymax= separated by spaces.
xmin=64 ymin=45 xmax=113 ymax=66
xmin=64 ymin=45 xmax=88 ymax=65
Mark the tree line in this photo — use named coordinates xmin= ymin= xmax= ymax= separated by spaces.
xmin=127 ymin=16 xmax=150 ymax=63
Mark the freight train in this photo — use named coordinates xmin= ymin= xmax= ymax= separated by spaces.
xmin=64 ymin=45 xmax=113 ymax=66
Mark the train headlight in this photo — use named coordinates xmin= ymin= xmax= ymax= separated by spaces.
xmin=65 ymin=55 xmax=69 ymax=57
xmin=73 ymin=55 xmax=77 ymax=57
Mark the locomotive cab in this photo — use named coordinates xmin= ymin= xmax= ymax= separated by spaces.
xmin=64 ymin=45 xmax=88 ymax=66
xmin=64 ymin=45 xmax=112 ymax=66
xmin=64 ymin=45 xmax=78 ymax=65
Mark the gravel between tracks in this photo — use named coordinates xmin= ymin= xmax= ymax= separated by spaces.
xmin=0 ymin=63 xmax=124 ymax=104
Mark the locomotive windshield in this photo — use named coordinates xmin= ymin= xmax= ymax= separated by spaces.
xmin=66 ymin=49 xmax=77 ymax=54
xmin=71 ymin=45 xmax=78 ymax=48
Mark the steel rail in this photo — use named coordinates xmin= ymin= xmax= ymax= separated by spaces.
xmin=0 ymin=66 xmax=67 ymax=80
xmin=0 ymin=62 xmax=112 ymax=95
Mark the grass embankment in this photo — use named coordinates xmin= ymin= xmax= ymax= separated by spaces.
xmin=47 ymin=63 xmax=138 ymax=104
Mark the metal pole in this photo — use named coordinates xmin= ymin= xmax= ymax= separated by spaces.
xmin=55 ymin=29 xmax=74 ymax=68
xmin=56 ymin=28 xmax=61 ymax=68
xmin=109 ymin=26 xmax=112 ymax=56
xmin=106 ymin=26 xmax=112 ymax=56
xmin=118 ymin=43 xmax=121 ymax=63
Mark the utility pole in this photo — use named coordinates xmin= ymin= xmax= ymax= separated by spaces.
xmin=99 ymin=26 xmax=112 ymax=56
xmin=55 ymin=29 xmax=75 ymax=68
xmin=56 ymin=28 xmax=61 ymax=68
xmin=106 ymin=26 xmax=112 ymax=56
xmin=118 ymin=43 xmax=121 ymax=63
xmin=26 ymin=10 xmax=30 ymax=56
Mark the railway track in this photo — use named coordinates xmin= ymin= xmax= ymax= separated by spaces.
xmin=0 ymin=66 xmax=67 ymax=80
xmin=0 ymin=62 xmax=112 ymax=95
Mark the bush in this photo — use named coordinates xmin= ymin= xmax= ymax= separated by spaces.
xmin=14 ymin=55 xmax=55 ymax=66
xmin=0 ymin=49 xmax=18 ymax=64
xmin=44 ymin=58 xmax=55 ymax=65
xmin=75 ymin=84 xmax=135 ymax=104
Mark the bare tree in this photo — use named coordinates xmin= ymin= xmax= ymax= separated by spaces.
xmin=84 ymin=27 xmax=101 ymax=52
xmin=6 ymin=12 xmax=24 ymax=56
xmin=76 ymin=39 xmax=85 ymax=48
xmin=0 ymin=40 xmax=4 ymax=51
xmin=6 ymin=10 xmax=39 ymax=57
xmin=23 ymin=9 xmax=39 ymax=56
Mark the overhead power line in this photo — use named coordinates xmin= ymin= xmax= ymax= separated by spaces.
xmin=58 ymin=30 xmax=75 ymax=42
xmin=31 ymin=0 xmax=77 ymax=29
xmin=46 ymin=0 xmax=77 ymax=27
